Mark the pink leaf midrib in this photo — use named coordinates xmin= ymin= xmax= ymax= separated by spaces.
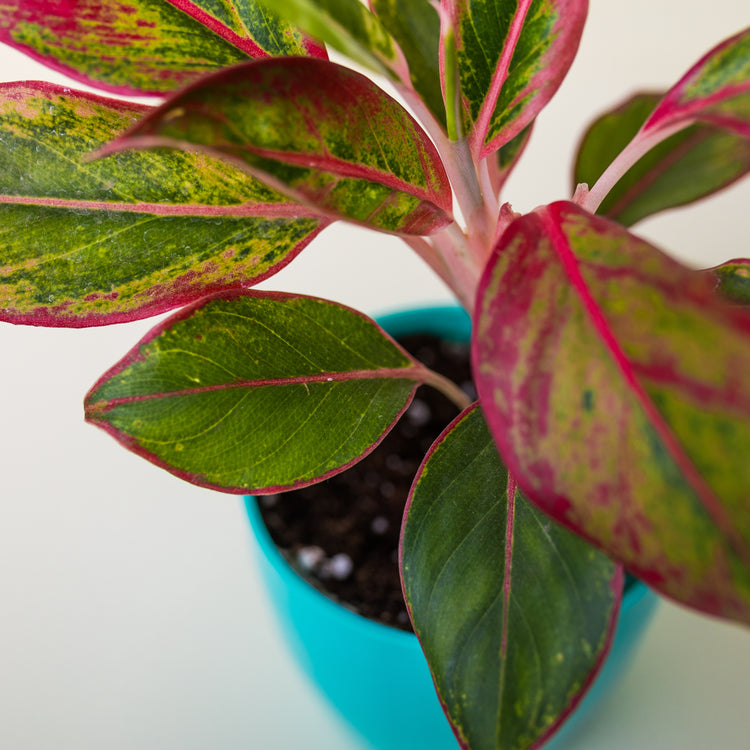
xmin=87 ymin=365 xmax=428 ymax=411
xmin=538 ymin=205 xmax=750 ymax=567
xmin=166 ymin=0 xmax=326 ymax=59
xmin=166 ymin=0 xmax=266 ymax=58
xmin=644 ymin=79 xmax=750 ymax=134
xmin=603 ymin=127 xmax=711 ymax=219
xmin=0 ymin=194 xmax=324 ymax=218
xmin=105 ymin=135 xmax=452 ymax=216
xmin=471 ymin=0 xmax=535 ymax=157
xmin=243 ymin=143 xmax=450 ymax=209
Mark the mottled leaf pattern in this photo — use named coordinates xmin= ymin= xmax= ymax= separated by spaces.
xmin=370 ymin=0 xmax=446 ymax=125
xmin=574 ymin=93 xmax=750 ymax=226
xmin=86 ymin=292 xmax=429 ymax=492
xmin=0 ymin=0 xmax=250 ymax=95
xmin=474 ymin=201 xmax=750 ymax=625
xmin=101 ymin=58 xmax=453 ymax=235
xmin=402 ymin=405 xmax=621 ymax=750
xmin=167 ymin=0 xmax=326 ymax=58
xmin=644 ymin=27 xmax=750 ymax=138
xmin=0 ymin=82 xmax=323 ymax=326
xmin=445 ymin=0 xmax=587 ymax=159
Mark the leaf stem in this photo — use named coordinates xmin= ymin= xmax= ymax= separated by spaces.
xmin=478 ymin=155 xmax=499 ymax=215
xmin=398 ymin=80 xmax=488 ymax=241
xmin=421 ymin=366 xmax=473 ymax=411
xmin=580 ymin=121 xmax=691 ymax=213
xmin=439 ymin=223 xmax=481 ymax=308
xmin=396 ymin=82 xmax=494 ymax=312
xmin=449 ymin=137 xmax=486 ymax=226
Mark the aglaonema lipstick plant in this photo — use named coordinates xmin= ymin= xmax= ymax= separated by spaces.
xmin=1 ymin=2 xmax=750 ymax=748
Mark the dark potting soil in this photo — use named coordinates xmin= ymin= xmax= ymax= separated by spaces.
xmin=258 ymin=333 xmax=474 ymax=632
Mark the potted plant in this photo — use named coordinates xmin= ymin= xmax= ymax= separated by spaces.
xmin=0 ymin=2 xmax=749 ymax=749
xmin=242 ymin=303 xmax=660 ymax=750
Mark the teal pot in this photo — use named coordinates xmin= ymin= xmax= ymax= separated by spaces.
xmin=244 ymin=305 xmax=659 ymax=750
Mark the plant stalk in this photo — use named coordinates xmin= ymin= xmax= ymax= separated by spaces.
xmin=581 ymin=121 xmax=691 ymax=213
xmin=422 ymin=367 xmax=473 ymax=411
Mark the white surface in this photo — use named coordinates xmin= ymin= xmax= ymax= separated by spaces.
xmin=2 ymin=3 xmax=750 ymax=749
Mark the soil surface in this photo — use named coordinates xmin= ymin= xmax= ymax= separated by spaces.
xmin=258 ymin=333 xmax=474 ymax=632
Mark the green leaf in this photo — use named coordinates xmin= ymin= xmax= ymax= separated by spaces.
xmin=256 ymin=0 xmax=403 ymax=77
xmin=85 ymin=292 xmax=433 ymax=492
xmin=101 ymin=58 xmax=453 ymax=236
xmin=446 ymin=0 xmax=588 ymax=159
xmin=0 ymin=83 xmax=323 ymax=327
xmin=574 ymin=93 xmax=750 ymax=227
xmin=402 ymin=405 xmax=621 ymax=750
xmin=370 ymin=0 xmax=446 ymax=126
xmin=474 ymin=201 xmax=750 ymax=625
xmin=708 ymin=259 xmax=750 ymax=306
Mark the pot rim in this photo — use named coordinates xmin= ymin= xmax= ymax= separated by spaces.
xmin=245 ymin=302 xmax=651 ymax=644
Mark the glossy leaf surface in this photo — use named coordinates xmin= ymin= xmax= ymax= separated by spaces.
xmin=86 ymin=292 xmax=428 ymax=492
xmin=167 ymin=0 xmax=325 ymax=58
xmin=102 ymin=58 xmax=452 ymax=235
xmin=0 ymin=83 xmax=323 ymax=327
xmin=445 ymin=0 xmax=587 ymax=159
xmin=574 ymin=93 xmax=750 ymax=226
xmin=370 ymin=0 xmax=445 ymax=125
xmin=643 ymin=27 xmax=750 ymax=138
xmin=0 ymin=0 xmax=248 ymax=95
xmin=709 ymin=259 xmax=750 ymax=306
xmin=256 ymin=0 xmax=403 ymax=77
xmin=402 ymin=405 xmax=621 ymax=750
xmin=474 ymin=201 xmax=750 ymax=625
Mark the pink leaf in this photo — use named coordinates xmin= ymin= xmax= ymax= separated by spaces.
xmin=474 ymin=201 xmax=750 ymax=625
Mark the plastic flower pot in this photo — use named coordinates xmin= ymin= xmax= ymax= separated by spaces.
xmin=244 ymin=305 xmax=659 ymax=750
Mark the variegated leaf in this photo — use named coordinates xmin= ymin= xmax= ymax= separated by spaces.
xmin=0 ymin=0 xmax=322 ymax=97
xmin=584 ymin=28 xmax=750 ymax=211
xmin=167 ymin=0 xmax=325 ymax=58
xmin=474 ymin=201 xmax=750 ymax=625
xmin=643 ymin=26 xmax=750 ymax=139
xmin=574 ymin=93 xmax=750 ymax=226
xmin=100 ymin=58 xmax=453 ymax=235
xmin=0 ymin=82 xmax=323 ymax=327
xmin=443 ymin=0 xmax=587 ymax=159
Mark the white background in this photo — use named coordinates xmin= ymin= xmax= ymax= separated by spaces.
xmin=2 ymin=2 xmax=750 ymax=749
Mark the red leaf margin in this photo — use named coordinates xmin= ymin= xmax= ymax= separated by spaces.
xmin=472 ymin=200 xmax=750 ymax=624
xmin=167 ymin=0 xmax=327 ymax=60
xmin=399 ymin=403 xmax=624 ymax=750
xmin=84 ymin=289 xmax=431 ymax=494
xmin=643 ymin=26 xmax=750 ymax=139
